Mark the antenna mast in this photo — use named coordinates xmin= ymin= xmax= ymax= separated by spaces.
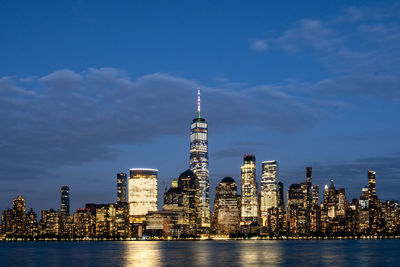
xmin=197 ymin=87 xmax=201 ymax=119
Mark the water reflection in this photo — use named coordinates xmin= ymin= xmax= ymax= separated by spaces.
xmin=0 ymin=240 xmax=399 ymax=266
xmin=239 ymin=240 xmax=283 ymax=266
xmin=123 ymin=241 xmax=162 ymax=267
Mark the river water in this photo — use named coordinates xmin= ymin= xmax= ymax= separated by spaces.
xmin=0 ymin=240 xmax=399 ymax=266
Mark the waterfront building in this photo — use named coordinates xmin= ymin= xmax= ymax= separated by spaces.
xmin=383 ymin=200 xmax=399 ymax=233
xmin=212 ymin=177 xmax=240 ymax=235
xmin=189 ymin=88 xmax=210 ymax=228
xmin=260 ymin=161 xmax=278 ymax=220
xmin=73 ymin=208 xmax=93 ymax=237
xmin=13 ymin=195 xmax=26 ymax=236
xmin=40 ymin=209 xmax=61 ymax=236
xmin=241 ymin=155 xmax=259 ymax=225
xmin=117 ymin=172 xmax=127 ymax=203
xmin=26 ymin=208 xmax=38 ymax=237
xmin=1 ymin=209 xmax=15 ymax=235
xmin=85 ymin=203 xmax=116 ymax=237
xmin=287 ymin=184 xmax=305 ymax=236
xmin=145 ymin=210 xmax=182 ymax=237
xmin=163 ymin=169 xmax=202 ymax=235
xmin=128 ymin=168 xmax=158 ymax=217
xmin=115 ymin=202 xmax=129 ymax=237
xmin=1 ymin=196 xmax=27 ymax=236
xmin=178 ymin=169 xmax=202 ymax=233
xmin=61 ymin=185 xmax=70 ymax=215
xmin=346 ymin=199 xmax=360 ymax=234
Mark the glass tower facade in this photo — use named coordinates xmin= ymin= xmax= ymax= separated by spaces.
xmin=241 ymin=154 xmax=258 ymax=224
xmin=128 ymin=168 xmax=158 ymax=216
xmin=260 ymin=160 xmax=279 ymax=218
xmin=190 ymin=117 xmax=210 ymax=228
xmin=117 ymin=172 xmax=127 ymax=203
xmin=61 ymin=186 xmax=70 ymax=215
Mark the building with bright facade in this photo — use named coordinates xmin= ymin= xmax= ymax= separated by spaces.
xmin=240 ymin=154 xmax=258 ymax=225
xmin=260 ymin=161 xmax=278 ymax=222
xmin=128 ymin=168 xmax=158 ymax=217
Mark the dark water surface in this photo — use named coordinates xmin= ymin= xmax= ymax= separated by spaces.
xmin=0 ymin=240 xmax=399 ymax=266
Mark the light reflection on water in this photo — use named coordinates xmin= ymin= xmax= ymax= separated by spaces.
xmin=124 ymin=242 xmax=162 ymax=267
xmin=0 ymin=240 xmax=399 ymax=266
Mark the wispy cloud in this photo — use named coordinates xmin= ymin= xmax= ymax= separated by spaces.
xmin=274 ymin=19 xmax=342 ymax=52
xmin=250 ymin=3 xmax=400 ymax=101
xmin=250 ymin=39 xmax=268 ymax=52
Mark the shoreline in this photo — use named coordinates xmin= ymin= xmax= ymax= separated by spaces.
xmin=1 ymin=236 xmax=399 ymax=242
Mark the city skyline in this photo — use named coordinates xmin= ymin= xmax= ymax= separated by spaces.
xmin=0 ymin=0 xmax=399 ymax=214
xmin=0 ymin=80 xmax=398 ymax=238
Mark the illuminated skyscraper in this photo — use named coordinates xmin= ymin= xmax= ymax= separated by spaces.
xmin=260 ymin=160 xmax=278 ymax=218
xmin=368 ymin=169 xmax=376 ymax=203
xmin=360 ymin=186 xmax=369 ymax=209
xmin=128 ymin=168 xmax=158 ymax=216
xmin=312 ymin=185 xmax=319 ymax=206
xmin=61 ymin=185 xmax=70 ymax=215
xmin=13 ymin=195 xmax=26 ymax=235
xmin=189 ymin=88 xmax=210 ymax=228
xmin=117 ymin=172 xmax=127 ymax=203
xmin=241 ymin=154 xmax=258 ymax=224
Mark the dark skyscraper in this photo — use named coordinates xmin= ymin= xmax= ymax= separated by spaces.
xmin=368 ymin=169 xmax=376 ymax=203
xmin=278 ymin=181 xmax=284 ymax=210
xmin=212 ymin=177 xmax=240 ymax=235
xmin=164 ymin=169 xmax=202 ymax=234
xmin=117 ymin=172 xmax=127 ymax=203
xmin=61 ymin=186 xmax=70 ymax=215
xmin=306 ymin=166 xmax=312 ymax=208
xmin=287 ymin=184 xmax=304 ymax=235
xmin=189 ymin=88 xmax=210 ymax=228
xmin=306 ymin=167 xmax=312 ymax=185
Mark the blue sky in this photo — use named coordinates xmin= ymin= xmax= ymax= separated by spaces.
xmin=0 ymin=0 xmax=399 ymax=212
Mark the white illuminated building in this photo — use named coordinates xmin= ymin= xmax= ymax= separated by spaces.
xmin=260 ymin=160 xmax=278 ymax=218
xmin=241 ymin=155 xmax=258 ymax=224
xmin=128 ymin=168 xmax=158 ymax=216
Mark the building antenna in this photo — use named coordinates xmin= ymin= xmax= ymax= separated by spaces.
xmin=197 ymin=87 xmax=201 ymax=119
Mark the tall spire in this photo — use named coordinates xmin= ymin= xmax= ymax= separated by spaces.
xmin=197 ymin=87 xmax=201 ymax=119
